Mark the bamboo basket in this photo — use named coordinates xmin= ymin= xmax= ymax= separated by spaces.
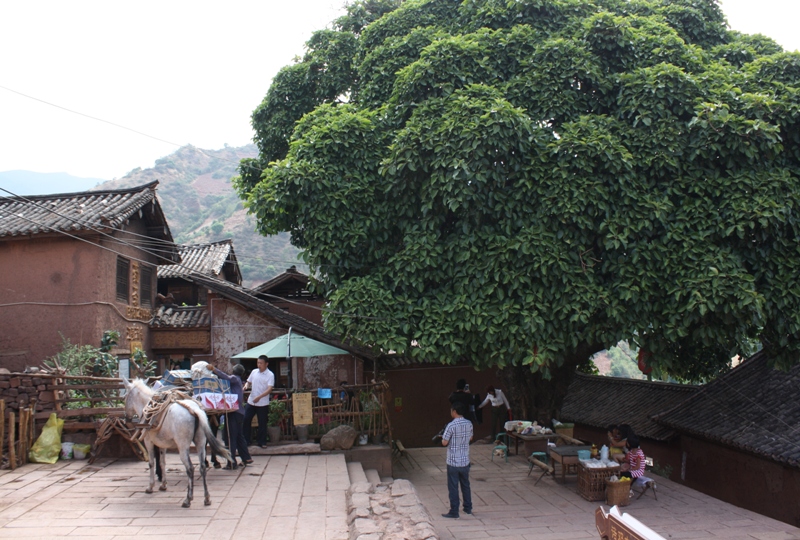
xmin=605 ymin=479 xmax=631 ymax=507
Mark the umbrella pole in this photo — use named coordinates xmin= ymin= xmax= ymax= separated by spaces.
xmin=287 ymin=327 xmax=293 ymax=390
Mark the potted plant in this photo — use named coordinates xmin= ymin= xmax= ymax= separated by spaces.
xmin=267 ymin=401 xmax=289 ymax=443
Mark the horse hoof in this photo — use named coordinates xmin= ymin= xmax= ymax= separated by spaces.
xmin=204 ymin=498 xmax=211 ymax=506
xmin=145 ymin=488 xmax=153 ymax=494
xmin=159 ymin=485 xmax=167 ymax=491
xmin=182 ymin=500 xmax=190 ymax=508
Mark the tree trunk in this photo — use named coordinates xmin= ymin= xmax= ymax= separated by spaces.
xmin=498 ymin=343 xmax=601 ymax=425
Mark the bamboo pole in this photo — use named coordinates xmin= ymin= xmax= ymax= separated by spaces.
xmin=28 ymin=399 xmax=36 ymax=447
xmin=18 ymin=408 xmax=28 ymax=467
xmin=8 ymin=412 xmax=15 ymax=471
xmin=0 ymin=401 xmax=4 ymax=467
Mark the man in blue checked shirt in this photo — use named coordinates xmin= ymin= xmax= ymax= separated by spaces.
xmin=441 ymin=401 xmax=474 ymax=518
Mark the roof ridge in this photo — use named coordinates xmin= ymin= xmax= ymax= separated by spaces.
xmin=1 ymin=180 xmax=159 ymax=201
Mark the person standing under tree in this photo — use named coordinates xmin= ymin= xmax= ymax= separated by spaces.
xmin=478 ymin=385 xmax=511 ymax=437
xmin=441 ymin=401 xmax=473 ymax=519
xmin=243 ymin=355 xmax=275 ymax=447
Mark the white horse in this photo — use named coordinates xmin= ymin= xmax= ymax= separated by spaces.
xmin=122 ymin=377 xmax=230 ymax=507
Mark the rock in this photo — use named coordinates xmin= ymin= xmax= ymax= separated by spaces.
xmin=391 ymin=479 xmax=414 ymax=496
xmin=352 ymin=518 xmax=380 ymax=535
xmin=320 ymin=425 xmax=358 ymax=450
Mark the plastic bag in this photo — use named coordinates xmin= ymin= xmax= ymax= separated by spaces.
xmin=28 ymin=413 xmax=64 ymax=464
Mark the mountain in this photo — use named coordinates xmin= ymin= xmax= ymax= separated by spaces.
xmin=0 ymin=170 xmax=104 ymax=196
xmin=97 ymin=144 xmax=303 ymax=286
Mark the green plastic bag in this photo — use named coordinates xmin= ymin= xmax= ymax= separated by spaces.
xmin=28 ymin=413 xmax=64 ymax=464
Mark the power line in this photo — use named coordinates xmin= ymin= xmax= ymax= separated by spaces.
xmin=0 ymin=83 xmax=265 ymax=176
xmin=0 ymin=84 xmax=182 ymax=149
xmin=0 ymin=187 xmax=389 ymax=320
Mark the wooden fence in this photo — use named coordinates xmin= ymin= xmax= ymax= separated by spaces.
xmin=0 ymin=373 xmax=391 ymax=469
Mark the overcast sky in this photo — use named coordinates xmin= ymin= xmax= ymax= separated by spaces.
xmin=0 ymin=0 xmax=798 ymax=180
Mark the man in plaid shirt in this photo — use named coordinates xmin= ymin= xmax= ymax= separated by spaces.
xmin=441 ymin=401 xmax=474 ymax=518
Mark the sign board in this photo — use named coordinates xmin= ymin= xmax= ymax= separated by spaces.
xmin=129 ymin=341 xmax=143 ymax=354
xmin=118 ymin=359 xmax=130 ymax=396
xmin=280 ymin=362 xmax=289 ymax=376
xmin=595 ymin=506 xmax=665 ymax=540
xmin=394 ymin=397 xmax=403 ymax=413
xmin=293 ymin=392 xmax=313 ymax=426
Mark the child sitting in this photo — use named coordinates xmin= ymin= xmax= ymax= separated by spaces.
xmin=619 ymin=434 xmax=646 ymax=479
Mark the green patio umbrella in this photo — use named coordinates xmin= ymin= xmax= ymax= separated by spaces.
xmin=232 ymin=330 xmax=348 ymax=388
xmin=233 ymin=333 xmax=348 ymax=359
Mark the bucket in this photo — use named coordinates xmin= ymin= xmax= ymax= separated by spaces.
xmin=60 ymin=442 xmax=74 ymax=460
xmin=73 ymin=444 xmax=91 ymax=460
xmin=577 ymin=449 xmax=591 ymax=460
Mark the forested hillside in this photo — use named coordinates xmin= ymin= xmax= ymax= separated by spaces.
xmin=98 ymin=144 xmax=302 ymax=286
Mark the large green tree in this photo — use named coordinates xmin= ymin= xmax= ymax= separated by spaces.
xmin=236 ymin=0 xmax=800 ymax=420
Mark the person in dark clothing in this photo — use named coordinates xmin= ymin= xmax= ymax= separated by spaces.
xmin=448 ymin=379 xmax=478 ymax=424
xmin=211 ymin=363 xmax=252 ymax=469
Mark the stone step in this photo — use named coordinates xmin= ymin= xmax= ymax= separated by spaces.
xmin=347 ymin=461 xmax=368 ymax=485
xmin=364 ymin=468 xmax=381 ymax=487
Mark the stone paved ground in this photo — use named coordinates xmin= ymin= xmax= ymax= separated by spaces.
xmin=0 ymin=454 xmax=349 ymax=540
xmin=394 ymin=444 xmax=800 ymax=540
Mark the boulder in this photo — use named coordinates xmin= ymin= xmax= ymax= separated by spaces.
xmin=320 ymin=425 xmax=358 ymax=450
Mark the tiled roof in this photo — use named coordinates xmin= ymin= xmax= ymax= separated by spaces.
xmin=188 ymin=273 xmax=378 ymax=361
xmin=653 ymin=351 xmax=800 ymax=467
xmin=159 ymin=239 xmax=241 ymax=284
xmin=252 ymin=266 xmax=309 ymax=296
xmin=0 ymin=181 xmax=178 ymax=262
xmin=150 ymin=305 xmax=210 ymax=328
xmin=560 ymin=373 xmax=700 ymax=441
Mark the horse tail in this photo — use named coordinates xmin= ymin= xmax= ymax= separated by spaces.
xmin=198 ymin=411 xmax=230 ymax=462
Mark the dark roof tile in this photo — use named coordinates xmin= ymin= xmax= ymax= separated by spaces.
xmin=654 ymin=351 xmax=800 ymax=467
xmin=159 ymin=239 xmax=241 ymax=283
xmin=150 ymin=305 xmax=209 ymax=328
xmin=561 ymin=374 xmax=700 ymax=441
xmin=0 ymin=181 xmax=178 ymax=262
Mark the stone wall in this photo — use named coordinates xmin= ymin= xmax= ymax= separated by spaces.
xmin=347 ymin=479 xmax=437 ymax=540
xmin=0 ymin=372 xmax=53 ymax=413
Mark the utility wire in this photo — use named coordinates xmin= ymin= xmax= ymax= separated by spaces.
xmin=0 ymin=83 xmax=265 ymax=176
xmin=0 ymin=187 xmax=388 ymax=320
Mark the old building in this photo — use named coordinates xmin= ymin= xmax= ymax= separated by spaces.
xmin=150 ymin=256 xmax=375 ymax=388
xmin=0 ymin=182 xmax=178 ymax=371
xmin=653 ymin=351 xmax=800 ymax=527
xmin=559 ymin=374 xmax=699 ymax=476
xmin=252 ymin=265 xmax=323 ymax=325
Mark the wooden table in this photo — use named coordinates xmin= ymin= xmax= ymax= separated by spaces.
xmin=549 ymin=445 xmax=592 ymax=483
xmin=506 ymin=432 xmax=559 ymax=455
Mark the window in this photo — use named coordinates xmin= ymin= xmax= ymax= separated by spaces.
xmin=116 ymin=257 xmax=130 ymax=303
xmin=140 ymin=265 xmax=153 ymax=307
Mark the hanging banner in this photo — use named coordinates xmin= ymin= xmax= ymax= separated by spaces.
xmin=293 ymin=392 xmax=313 ymax=426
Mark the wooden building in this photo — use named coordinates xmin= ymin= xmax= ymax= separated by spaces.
xmin=0 ymin=182 xmax=178 ymax=371
xmin=252 ymin=265 xmax=324 ymax=326
xmin=653 ymin=351 xmax=800 ymax=527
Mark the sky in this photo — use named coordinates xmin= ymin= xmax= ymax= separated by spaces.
xmin=0 ymin=0 xmax=798 ymax=181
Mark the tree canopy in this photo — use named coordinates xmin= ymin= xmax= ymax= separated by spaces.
xmin=236 ymin=0 xmax=800 ymax=386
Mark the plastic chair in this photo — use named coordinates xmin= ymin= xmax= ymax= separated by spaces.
xmin=491 ymin=432 xmax=508 ymax=462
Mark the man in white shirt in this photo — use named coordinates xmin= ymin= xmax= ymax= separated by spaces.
xmin=478 ymin=386 xmax=512 ymax=437
xmin=243 ymin=355 xmax=274 ymax=447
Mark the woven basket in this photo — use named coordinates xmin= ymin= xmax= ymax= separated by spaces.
xmin=605 ymin=479 xmax=631 ymax=507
